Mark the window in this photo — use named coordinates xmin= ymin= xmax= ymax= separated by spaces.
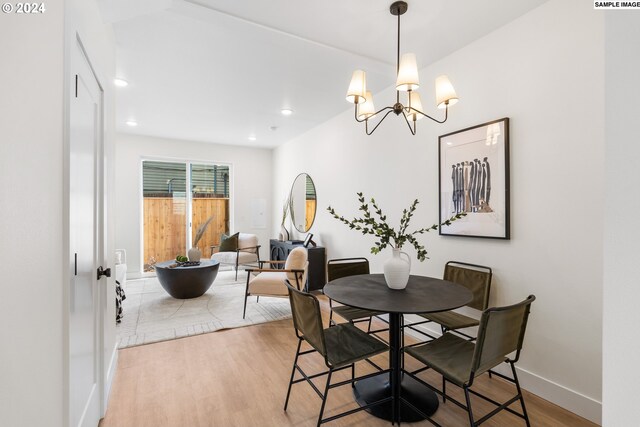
xmin=142 ymin=160 xmax=230 ymax=271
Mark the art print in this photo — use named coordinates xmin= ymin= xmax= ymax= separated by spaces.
xmin=439 ymin=118 xmax=510 ymax=239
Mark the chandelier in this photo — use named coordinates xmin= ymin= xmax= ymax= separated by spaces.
xmin=346 ymin=1 xmax=458 ymax=135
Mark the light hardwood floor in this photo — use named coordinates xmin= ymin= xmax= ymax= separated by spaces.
xmin=101 ymin=298 xmax=598 ymax=427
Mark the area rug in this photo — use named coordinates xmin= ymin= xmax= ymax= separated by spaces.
xmin=117 ymin=270 xmax=292 ymax=348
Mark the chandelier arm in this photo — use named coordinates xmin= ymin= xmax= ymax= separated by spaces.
xmin=354 ymin=105 xmax=394 ymax=123
xmin=410 ymin=104 xmax=450 ymax=124
xmin=401 ymin=111 xmax=417 ymax=135
xmin=365 ymin=109 xmax=395 ymax=135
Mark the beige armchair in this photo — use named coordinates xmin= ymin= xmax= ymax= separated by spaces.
xmin=242 ymin=247 xmax=308 ymax=319
xmin=210 ymin=233 xmax=260 ymax=280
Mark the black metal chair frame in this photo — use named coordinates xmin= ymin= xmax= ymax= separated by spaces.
xmin=242 ymin=260 xmax=304 ymax=319
xmin=326 ymin=258 xmax=390 ymax=338
xmin=401 ymin=296 xmax=535 ymax=427
xmin=404 ymin=261 xmax=492 ymax=344
xmin=283 ymin=282 xmax=393 ymax=427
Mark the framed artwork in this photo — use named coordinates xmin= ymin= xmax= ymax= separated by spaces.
xmin=438 ymin=117 xmax=510 ymax=239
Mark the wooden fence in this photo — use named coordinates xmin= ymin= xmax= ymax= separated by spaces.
xmin=306 ymin=200 xmax=316 ymax=231
xmin=143 ymin=197 xmax=229 ymax=267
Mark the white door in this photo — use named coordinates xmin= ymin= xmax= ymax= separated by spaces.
xmin=69 ymin=40 xmax=103 ymax=427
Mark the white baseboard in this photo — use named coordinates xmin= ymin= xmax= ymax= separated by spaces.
xmin=507 ymin=363 xmax=602 ymax=425
xmin=103 ymin=343 xmax=119 ymax=417
xmin=126 ymin=271 xmax=143 ymax=279
xmin=403 ymin=315 xmax=602 ymax=425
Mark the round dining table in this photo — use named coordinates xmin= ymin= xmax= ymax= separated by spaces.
xmin=324 ymin=273 xmax=473 ymax=422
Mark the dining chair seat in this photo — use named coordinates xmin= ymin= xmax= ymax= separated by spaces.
xmin=323 ymin=323 xmax=388 ymax=368
xmin=419 ymin=310 xmax=479 ymax=331
xmin=331 ymin=305 xmax=385 ymax=324
xmin=406 ymin=333 xmax=499 ymax=387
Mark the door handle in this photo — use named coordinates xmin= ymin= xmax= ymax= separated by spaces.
xmin=97 ymin=266 xmax=111 ymax=280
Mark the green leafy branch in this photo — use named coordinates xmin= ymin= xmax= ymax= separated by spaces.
xmin=327 ymin=192 xmax=466 ymax=262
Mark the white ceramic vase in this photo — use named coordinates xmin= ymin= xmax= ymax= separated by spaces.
xmin=187 ymin=247 xmax=202 ymax=262
xmin=383 ymin=248 xmax=411 ymax=290
xmin=279 ymin=224 xmax=290 ymax=242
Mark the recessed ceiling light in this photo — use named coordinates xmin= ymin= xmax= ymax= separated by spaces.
xmin=126 ymin=120 xmax=138 ymax=127
xmin=281 ymin=109 xmax=293 ymax=116
xmin=114 ymin=78 xmax=129 ymax=87
xmin=248 ymin=135 xmax=257 ymax=141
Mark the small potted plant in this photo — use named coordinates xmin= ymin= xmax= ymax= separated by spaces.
xmin=327 ymin=192 xmax=464 ymax=289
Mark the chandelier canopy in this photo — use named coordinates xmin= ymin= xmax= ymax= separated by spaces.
xmin=346 ymin=1 xmax=458 ymax=135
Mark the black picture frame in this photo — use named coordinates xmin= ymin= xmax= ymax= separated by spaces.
xmin=438 ymin=117 xmax=510 ymax=239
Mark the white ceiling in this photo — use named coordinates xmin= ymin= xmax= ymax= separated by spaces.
xmin=103 ymin=0 xmax=547 ymax=148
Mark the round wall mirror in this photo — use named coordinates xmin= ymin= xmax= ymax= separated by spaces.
xmin=289 ymin=173 xmax=317 ymax=233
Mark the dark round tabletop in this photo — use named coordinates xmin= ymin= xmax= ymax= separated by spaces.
xmin=324 ymin=274 xmax=473 ymax=314
xmin=155 ymin=259 xmax=220 ymax=270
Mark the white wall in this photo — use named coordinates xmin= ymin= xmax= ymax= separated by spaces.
xmin=602 ymin=12 xmax=640 ymax=427
xmin=0 ymin=0 xmax=115 ymax=425
xmin=0 ymin=6 xmax=65 ymax=426
xmin=274 ymin=0 xmax=603 ymax=423
xmin=115 ymin=133 xmax=273 ymax=276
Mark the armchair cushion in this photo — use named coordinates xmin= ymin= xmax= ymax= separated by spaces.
xmin=248 ymin=262 xmax=309 ymax=296
xmin=248 ymin=272 xmax=290 ymax=296
xmin=212 ymin=251 xmax=258 ymax=265
xmin=219 ymin=232 xmax=239 ymax=252
xmin=238 ymin=233 xmax=258 ymax=252
xmin=285 ymin=247 xmax=308 ymax=283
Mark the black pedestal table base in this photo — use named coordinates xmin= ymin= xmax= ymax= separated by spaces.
xmin=353 ymin=372 xmax=439 ymax=422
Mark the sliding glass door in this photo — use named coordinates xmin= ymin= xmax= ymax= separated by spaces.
xmin=190 ymin=163 xmax=230 ymax=255
xmin=142 ymin=160 xmax=230 ymax=271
